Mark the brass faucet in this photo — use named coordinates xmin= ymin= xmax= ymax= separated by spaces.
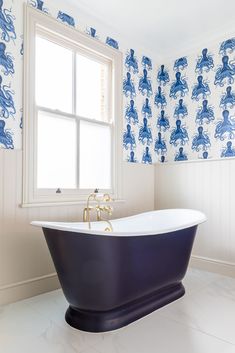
xmin=83 ymin=190 xmax=113 ymax=232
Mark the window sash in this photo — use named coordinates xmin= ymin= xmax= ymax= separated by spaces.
xmin=36 ymin=29 xmax=113 ymax=122
xmin=34 ymin=106 xmax=114 ymax=195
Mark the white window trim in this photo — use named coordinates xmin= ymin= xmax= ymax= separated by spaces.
xmin=22 ymin=5 xmax=123 ymax=207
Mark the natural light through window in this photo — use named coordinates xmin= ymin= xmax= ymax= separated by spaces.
xmin=79 ymin=120 xmax=111 ymax=189
xmin=23 ymin=7 xmax=122 ymax=205
xmin=76 ymin=54 xmax=109 ymax=122
xmin=37 ymin=111 xmax=77 ymax=189
xmin=35 ymin=34 xmax=112 ymax=191
xmin=36 ymin=36 xmax=73 ymax=113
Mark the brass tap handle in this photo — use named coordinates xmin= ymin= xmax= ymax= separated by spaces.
xmin=83 ymin=192 xmax=114 ymax=232
xmin=83 ymin=207 xmax=94 ymax=222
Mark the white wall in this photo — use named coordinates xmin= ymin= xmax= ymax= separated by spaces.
xmin=0 ymin=150 xmax=154 ymax=305
xmin=155 ymin=159 xmax=235 ymax=277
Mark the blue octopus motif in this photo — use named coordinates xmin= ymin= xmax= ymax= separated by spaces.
xmin=195 ymin=48 xmax=214 ymax=74
xmin=19 ymin=108 xmax=23 ymax=129
xmin=138 ymin=118 xmax=153 ymax=145
xmin=86 ymin=27 xmax=98 ymax=39
xmin=0 ymin=76 xmax=15 ymax=118
xmin=57 ymin=11 xmax=75 ymax=27
xmin=202 ymin=151 xmax=209 ymax=159
xmin=123 ymin=72 xmax=136 ymax=98
xmin=174 ymin=57 xmax=188 ymax=71
xmin=221 ymin=141 xmax=235 ymax=158
xmin=20 ymin=41 xmax=23 ymax=56
xmin=125 ymin=49 xmax=138 ymax=74
xmin=214 ymin=55 xmax=235 ymax=87
xmin=123 ymin=124 xmax=136 ymax=150
xmin=20 ymin=34 xmax=24 ymax=56
xmin=142 ymin=146 xmax=152 ymax=164
xmin=30 ymin=0 xmax=48 ymax=13
xmin=192 ymin=126 xmax=211 ymax=152
xmin=157 ymin=65 xmax=170 ymax=86
xmin=142 ymin=98 xmax=152 ymax=119
xmin=0 ymin=119 xmax=13 ymax=149
xmin=127 ymin=150 xmax=137 ymax=163
xmin=154 ymin=86 xmax=167 ymax=108
xmin=196 ymin=100 xmax=215 ymax=125
xmin=220 ymin=86 xmax=235 ymax=109
xmin=169 ymin=72 xmax=188 ymax=99
xmin=106 ymin=37 xmax=119 ymax=49
xmin=175 ymin=147 xmax=188 ymax=161
xmin=157 ymin=110 xmax=170 ymax=132
xmin=0 ymin=42 xmax=14 ymax=75
xmin=0 ymin=0 xmax=16 ymax=43
xmin=125 ymin=99 xmax=138 ymax=124
xmin=170 ymin=119 xmax=189 ymax=147
xmin=192 ymin=75 xmax=211 ymax=101
xmin=142 ymin=56 xmax=152 ymax=70
xmin=214 ymin=110 xmax=235 ymax=141
xmin=220 ymin=38 xmax=235 ymax=55
xmin=154 ymin=132 xmax=167 ymax=155
xmin=138 ymin=69 xmax=153 ymax=97
xmin=174 ymin=98 xmax=188 ymax=118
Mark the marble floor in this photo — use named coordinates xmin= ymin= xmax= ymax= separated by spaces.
xmin=0 ymin=268 xmax=235 ymax=353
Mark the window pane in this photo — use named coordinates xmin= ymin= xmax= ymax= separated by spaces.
xmin=76 ymin=54 xmax=109 ymax=121
xmin=79 ymin=120 xmax=111 ymax=189
xmin=36 ymin=36 xmax=73 ymax=113
xmin=37 ymin=111 xmax=77 ymax=189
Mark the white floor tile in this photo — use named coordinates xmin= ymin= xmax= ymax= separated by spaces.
xmin=92 ymin=313 xmax=235 ymax=353
xmin=0 ymin=300 xmax=52 ymax=339
xmin=159 ymin=275 xmax=235 ymax=344
xmin=183 ymin=267 xmax=223 ymax=295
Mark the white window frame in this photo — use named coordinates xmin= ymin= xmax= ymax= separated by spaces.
xmin=22 ymin=5 xmax=123 ymax=207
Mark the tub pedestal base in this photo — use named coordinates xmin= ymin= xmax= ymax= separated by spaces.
xmin=65 ymin=283 xmax=185 ymax=332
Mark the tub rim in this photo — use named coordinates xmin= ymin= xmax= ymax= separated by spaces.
xmin=31 ymin=208 xmax=207 ymax=237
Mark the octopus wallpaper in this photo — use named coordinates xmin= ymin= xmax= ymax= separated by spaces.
xmin=123 ymin=38 xmax=235 ymax=163
xmin=158 ymin=42 xmax=235 ymax=163
xmin=1 ymin=0 xmax=235 ymax=164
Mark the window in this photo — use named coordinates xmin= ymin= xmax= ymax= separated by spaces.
xmin=23 ymin=6 xmax=122 ymax=206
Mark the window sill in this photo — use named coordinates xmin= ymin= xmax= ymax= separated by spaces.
xmin=20 ymin=199 xmax=126 ymax=208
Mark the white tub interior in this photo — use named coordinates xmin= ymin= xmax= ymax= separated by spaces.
xmin=31 ymin=209 xmax=207 ymax=236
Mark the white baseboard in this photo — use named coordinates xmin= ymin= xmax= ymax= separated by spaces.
xmin=0 ymin=273 xmax=60 ymax=306
xmin=190 ymin=255 xmax=235 ymax=278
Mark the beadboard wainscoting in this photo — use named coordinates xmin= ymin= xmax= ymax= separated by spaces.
xmin=0 ymin=150 xmax=154 ymax=305
xmin=155 ymin=160 xmax=235 ymax=278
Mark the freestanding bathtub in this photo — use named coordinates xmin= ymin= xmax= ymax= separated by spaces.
xmin=32 ymin=209 xmax=206 ymax=333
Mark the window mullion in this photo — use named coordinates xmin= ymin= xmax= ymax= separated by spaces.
xmin=36 ymin=106 xmax=112 ymax=128
xmin=72 ymin=51 xmax=76 ymax=115
xmin=77 ymin=115 xmax=112 ymax=128
xmin=74 ymin=52 xmax=80 ymax=191
xmin=77 ymin=118 xmax=80 ymax=191
xmin=36 ymin=105 xmax=77 ymax=120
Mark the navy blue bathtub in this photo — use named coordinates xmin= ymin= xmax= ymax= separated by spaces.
xmin=32 ymin=209 xmax=206 ymax=332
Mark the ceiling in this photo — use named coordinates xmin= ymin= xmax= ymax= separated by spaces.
xmin=70 ymin=0 xmax=235 ymax=61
